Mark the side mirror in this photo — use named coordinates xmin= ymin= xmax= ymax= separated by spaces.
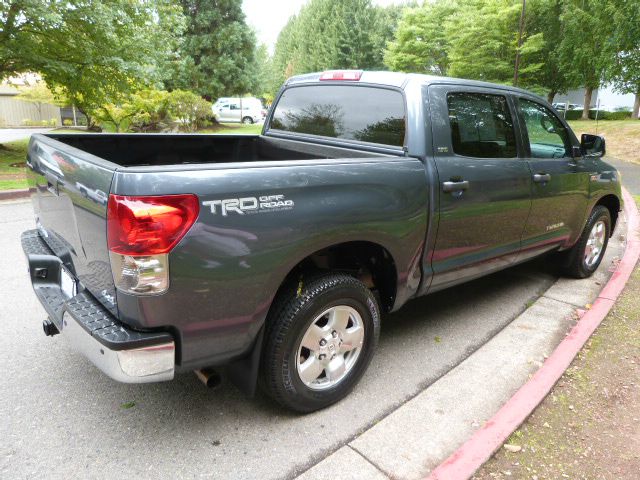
xmin=581 ymin=133 xmax=606 ymax=157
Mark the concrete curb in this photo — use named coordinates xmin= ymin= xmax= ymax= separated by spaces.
xmin=426 ymin=187 xmax=640 ymax=480
xmin=0 ymin=189 xmax=29 ymax=201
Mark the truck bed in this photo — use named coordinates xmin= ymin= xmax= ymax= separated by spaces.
xmin=46 ymin=133 xmax=387 ymax=167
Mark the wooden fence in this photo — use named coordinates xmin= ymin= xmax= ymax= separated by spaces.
xmin=0 ymin=94 xmax=62 ymax=127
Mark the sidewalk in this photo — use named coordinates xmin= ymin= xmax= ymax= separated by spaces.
xmin=0 ymin=128 xmax=52 ymax=143
xmin=473 ymin=264 xmax=640 ymax=480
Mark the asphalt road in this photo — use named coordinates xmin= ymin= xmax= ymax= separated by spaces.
xmin=607 ymin=156 xmax=640 ymax=195
xmin=0 ymin=128 xmax=52 ymax=143
xmin=1 ymin=199 xmax=562 ymax=479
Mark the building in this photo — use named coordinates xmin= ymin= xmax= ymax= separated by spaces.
xmin=553 ymin=84 xmax=636 ymax=111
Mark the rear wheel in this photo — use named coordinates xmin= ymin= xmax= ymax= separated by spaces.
xmin=559 ymin=205 xmax=611 ymax=278
xmin=242 ymin=116 xmax=253 ymax=124
xmin=261 ymin=274 xmax=380 ymax=413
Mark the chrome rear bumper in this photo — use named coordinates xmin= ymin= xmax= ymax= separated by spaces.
xmin=62 ymin=309 xmax=175 ymax=383
xmin=21 ymin=229 xmax=175 ymax=383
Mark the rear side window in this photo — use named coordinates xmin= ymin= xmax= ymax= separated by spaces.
xmin=270 ymin=85 xmax=406 ymax=147
xmin=447 ymin=92 xmax=517 ymax=158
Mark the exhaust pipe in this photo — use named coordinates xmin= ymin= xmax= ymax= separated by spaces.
xmin=43 ymin=318 xmax=59 ymax=336
xmin=195 ymin=368 xmax=222 ymax=389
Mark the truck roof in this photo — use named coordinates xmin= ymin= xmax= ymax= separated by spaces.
xmin=285 ymin=70 xmax=540 ymax=99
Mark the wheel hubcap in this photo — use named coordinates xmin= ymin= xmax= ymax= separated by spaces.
xmin=584 ymin=220 xmax=606 ymax=268
xmin=296 ymin=305 xmax=364 ymax=391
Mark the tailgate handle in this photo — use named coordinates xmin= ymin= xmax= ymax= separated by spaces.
xmin=533 ymin=173 xmax=551 ymax=183
xmin=442 ymin=180 xmax=469 ymax=192
xmin=47 ymin=180 xmax=59 ymax=196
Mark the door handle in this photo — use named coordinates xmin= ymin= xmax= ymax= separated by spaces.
xmin=533 ymin=173 xmax=551 ymax=183
xmin=442 ymin=180 xmax=469 ymax=192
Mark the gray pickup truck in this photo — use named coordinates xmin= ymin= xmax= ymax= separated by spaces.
xmin=22 ymin=70 xmax=621 ymax=412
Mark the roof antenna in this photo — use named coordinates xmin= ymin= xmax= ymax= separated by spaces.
xmin=594 ymin=94 xmax=600 ymax=135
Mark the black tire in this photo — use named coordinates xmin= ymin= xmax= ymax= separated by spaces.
xmin=558 ymin=205 xmax=611 ymax=279
xmin=242 ymin=116 xmax=253 ymax=124
xmin=261 ymin=274 xmax=380 ymax=413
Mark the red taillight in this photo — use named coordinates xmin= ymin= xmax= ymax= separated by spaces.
xmin=319 ymin=70 xmax=363 ymax=81
xmin=107 ymin=194 xmax=199 ymax=255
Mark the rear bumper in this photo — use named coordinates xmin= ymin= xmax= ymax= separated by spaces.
xmin=21 ymin=229 xmax=175 ymax=383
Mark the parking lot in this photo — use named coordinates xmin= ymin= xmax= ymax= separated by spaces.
xmin=0 ymin=198 xmax=618 ymax=479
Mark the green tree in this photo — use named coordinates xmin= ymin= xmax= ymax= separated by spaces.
xmin=523 ymin=0 xmax=579 ymax=103
xmin=94 ymin=103 xmax=138 ymax=133
xmin=252 ymin=43 xmax=273 ymax=98
xmin=604 ymin=0 xmax=640 ymax=119
xmin=384 ymin=1 xmax=457 ymax=75
xmin=558 ymin=0 xmax=613 ymax=119
xmin=446 ymin=0 xmax=543 ymax=85
xmin=167 ymin=0 xmax=256 ymax=100
xmin=269 ymin=0 xmax=403 ymax=95
xmin=1 ymin=1 xmax=184 ymax=125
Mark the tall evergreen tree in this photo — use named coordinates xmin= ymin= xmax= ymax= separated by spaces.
xmin=169 ymin=0 xmax=256 ymax=99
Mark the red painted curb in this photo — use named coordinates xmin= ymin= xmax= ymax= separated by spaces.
xmin=427 ymin=187 xmax=640 ymax=480
xmin=0 ymin=189 xmax=29 ymax=201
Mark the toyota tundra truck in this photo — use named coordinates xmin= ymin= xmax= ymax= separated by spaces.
xmin=21 ymin=70 xmax=621 ymax=412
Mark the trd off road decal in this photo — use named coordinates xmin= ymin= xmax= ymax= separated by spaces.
xmin=203 ymin=194 xmax=294 ymax=216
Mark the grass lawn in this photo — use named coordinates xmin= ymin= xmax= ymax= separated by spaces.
xmin=568 ymin=118 xmax=640 ymax=164
xmin=199 ymin=122 xmax=263 ymax=134
xmin=0 ymin=139 xmax=28 ymax=190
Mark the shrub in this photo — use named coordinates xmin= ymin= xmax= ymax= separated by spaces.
xmin=63 ymin=119 xmax=73 ymax=126
xmin=49 ymin=118 xmax=58 ymax=127
xmin=563 ymin=109 xmax=631 ymax=121
xmin=128 ymin=89 xmax=171 ymax=132
xmin=166 ymin=90 xmax=212 ymax=132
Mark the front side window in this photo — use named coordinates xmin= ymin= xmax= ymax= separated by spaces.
xmin=447 ymin=92 xmax=517 ymax=158
xmin=270 ymin=85 xmax=406 ymax=147
xmin=518 ymin=98 xmax=571 ymax=158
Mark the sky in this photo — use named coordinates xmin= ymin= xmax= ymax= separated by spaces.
xmin=242 ymin=0 xmax=411 ymax=52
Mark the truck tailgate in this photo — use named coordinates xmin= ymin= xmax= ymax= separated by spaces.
xmin=26 ymin=134 xmax=118 ymax=315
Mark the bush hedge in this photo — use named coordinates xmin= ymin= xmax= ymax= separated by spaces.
xmin=562 ymin=109 xmax=632 ymax=121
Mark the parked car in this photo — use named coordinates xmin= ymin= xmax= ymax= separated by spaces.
xmin=22 ymin=70 xmax=621 ymax=412
xmin=212 ymin=97 xmax=264 ymax=124
xmin=552 ymin=102 xmax=583 ymax=111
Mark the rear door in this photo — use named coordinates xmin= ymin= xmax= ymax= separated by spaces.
xmin=514 ymin=96 xmax=590 ymax=257
xmin=427 ymin=86 xmax=532 ymax=291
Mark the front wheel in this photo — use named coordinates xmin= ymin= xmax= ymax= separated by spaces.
xmin=261 ymin=274 xmax=380 ymax=413
xmin=559 ymin=205 xmax=611 ymax=278
xmin=242 ymin=116 xmax=253 ymax=124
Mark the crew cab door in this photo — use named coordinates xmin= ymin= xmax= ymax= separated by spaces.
xmin=427 ymin=86 xmax=532 ymax=291
xmin=514 ymin=96 xmax=590 ymax=257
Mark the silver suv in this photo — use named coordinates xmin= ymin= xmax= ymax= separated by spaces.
xmin=212 ymin=97 xmax=264 ymax=124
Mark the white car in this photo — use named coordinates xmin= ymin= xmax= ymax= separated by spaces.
xmin=212 ymin=97 xmax=264 ymax=124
